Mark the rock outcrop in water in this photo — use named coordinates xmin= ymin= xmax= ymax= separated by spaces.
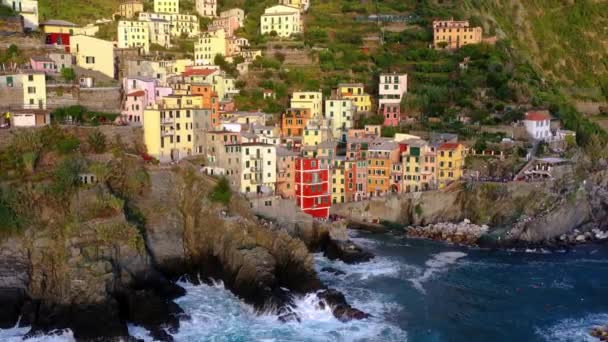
xmin=0 ymin=163 xmax=367 ymax=340
xmin=406 ymin=220 xmax=489 ymax=246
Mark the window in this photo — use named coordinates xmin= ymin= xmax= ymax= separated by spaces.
xmin=27 ymin=87 xmax=36 ymax=94
xmin=85 ymin=56 xmax=95 ymax=64
xmin=28 ymin=75 xmax=34 ymax=81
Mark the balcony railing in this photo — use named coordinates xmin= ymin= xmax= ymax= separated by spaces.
xmin=161 ymin=129 xmax=175 ymax=136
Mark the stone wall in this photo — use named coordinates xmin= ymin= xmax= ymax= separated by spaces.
xmin=46 ymin=85 xmax=79 ymax=109
xmin=79 ymin=88 xmax=122 ymax=112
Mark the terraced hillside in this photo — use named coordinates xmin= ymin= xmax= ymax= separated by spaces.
xmin=461 ymin=0 xmax=608 ymax=102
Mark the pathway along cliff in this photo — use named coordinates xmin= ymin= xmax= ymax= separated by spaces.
xmin=0 ymin=163 xmax=369 ymax=341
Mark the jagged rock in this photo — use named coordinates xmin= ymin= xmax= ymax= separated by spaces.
xmin=324 ymin=239 xmax=374 ymax=264
xmin=317 ymin=289 xmax=370 ymax=322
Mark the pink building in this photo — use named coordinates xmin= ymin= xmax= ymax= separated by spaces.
xmin=30 ymin=56 xmax=56 ymax=74
xmin=378 ymin=73 xmax=407 ymax=126
xmin=209 ymin=15 xmax=240 ymax=37
xmin=122 ymin=90 xmax=148 ymax=125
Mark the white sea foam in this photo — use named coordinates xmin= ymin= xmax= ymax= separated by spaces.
xmin=535 ymin=313 xmax=608 ymax=342
xmin=0 ymin=324 xmax=74 ymax=342
xmin=409 ymin=251 xmax=468 ymax=294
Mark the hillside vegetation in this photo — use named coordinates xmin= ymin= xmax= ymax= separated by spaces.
xmin=39 ymin=0 xmax=121 ymax=24
xmin=461 ymin=0 xmax=608 ymax=102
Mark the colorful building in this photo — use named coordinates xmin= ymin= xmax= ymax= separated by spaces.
xmin=118 ymin=0 xmax=144 ymax=19
xmin=280 ymin=108 xmax=311 ymax=137
xmin=171 ymin=13 xmax=199 ymax=37
xmin=0 ymin=72 xmax=46 ymax=109
xmin=118 ymin=20 xmax=150 ymax=54
xmin=331 ymin=158 xmax=346 ymax=204
xmin=30 ymin=56 xmax=56 ymax=74
xmin=143 ymin=96 xmax=209 ymax=162
xmin=260 ymin=5 xmax=302 ymax=38
xmin=196 ymin=0 xmax=216 ymax=17
xmin=71 ymin=35 xmax=115 ymax=78
xmin=145 ymin=17 xmax=172 ymax=48
xmin=154 ymin=0 xmax=178 ymax=14
xmin=194 ymin=28 xmax=227 ymax=63
xmin=378 ymin=73 xmax=407 ymax=126
xmin=238 ymin=143 xmax=276 ymax=194
xmin=209 ymin=14 xmax=240 ymax=37
xmin=337 ymin=83 xmax=372 ymax=113
xmin=122 ymin=90 xmax=147 ymax=125
xmin=191 ymin=83 xmax=220 ymax=128
xmin=433 ymin=20 xmax=482 ymax=50
xmin=276 ymin=146 xmax=298 ymax=199
xmin=279 ymin=0 xmax=309 ymax=12
xmin=291 ymin=91 xmax=322 ymax=119
xmin=220 ymin=8 xmax=244 ymax=26
xmin=367 ymin=140 xmax=400 ymax=196
xmin=402 ymin=141 xmax=437 ymax=193
xmin=295 ymin=157 xmax=331 ymax=219
xmin=437 ymin=142 xmax=466 ymax=188
xmin=324 ymin=97 xmax=355 ymax=142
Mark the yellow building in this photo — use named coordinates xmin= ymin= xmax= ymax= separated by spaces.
xmin=433 ymin=20 xmax=482 ymax=50
xmin=260 ymin=5 xmax=302 ymax=37
xmin=401 ymin=141 xmax=437 ymax=193
xmin=291 ymin=91 xmax=322 ymax=119
xmin=279 ymin=0 xmax=309 ymax=12
xmin=437 ymin=142 xmax=466 ymax=188
xmin=143 ymin=96 xmax=209 ymax=162
xmin=118 ymin=20 xmax=150 ymax=54
xmin=70 ymin=35 xmax=115 ymax=78
xmin=40 ymin=19 xmax=96 ymax=35
xmin=154 ymin=0 xmax=178 ymax=13
xmin=331 ymin=159 xmax=346 ymax=204
xmin=0 ymin=72 xmax=47 ymax=109
xmin=302 ymin=120 xmax=331 ymax=147
xmin=324 ymin=97 xmax=355 ymax=142
xmin=119 ymin=0 xmax=144 ymax=19
xmin=194 ymin=28 xmax=227 ymax=63
xmin=337 ymin=83 xmax=371 ymax=113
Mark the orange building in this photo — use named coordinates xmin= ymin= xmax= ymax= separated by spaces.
xmin=280 ymin=108 xmax=311 ymax=137
xmin=367 ymin=141 xmax=400 ymax=197
xmin=191 ymin=83 xmax=220 ymax=128
xmin=433 ymin=20 xmax=482 ymax=50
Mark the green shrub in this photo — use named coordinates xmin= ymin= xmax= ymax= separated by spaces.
xmin=56 ymin=135 xmax=80 ymax=155
xmin=209 ymin=177 xmax=232 ymax=205
xmin=87 ymin=129 xmax=107 ymax=153
xmin=61 ymin=67 xmax=76 ymax=81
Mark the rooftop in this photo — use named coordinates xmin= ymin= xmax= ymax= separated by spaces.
xmin=127 ymin=90 xmax=146 ymax=97
xmin=40 ymin=19 xmax=78 ymax=27
xmin=525 ymin=110 xmax=552 ymax=121
xmin=31 ymin=56 xmax=55 ymax=63
xmin=438 ymin=142 xmax=462 ymax=150
xmin=183 ymin=68 xmax=217 ymax=77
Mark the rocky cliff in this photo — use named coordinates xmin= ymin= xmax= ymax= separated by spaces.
xmin=332 ymin=171 xmax=608 ymax=246
xmin=0 ymin=164 xmax=366 ymax=340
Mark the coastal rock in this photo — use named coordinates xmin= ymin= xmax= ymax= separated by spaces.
xmin=320 ymin=267 xmax=346 ymax=276
xmin=324 ymin=239 xmax=374 ymax=264
xmin=590 ymin=325 xmax=608 ymax=341
xmin=406 ymin=220 xmax=489 ymax=246
xmin=317 ymin=289 xmax=370 ymax=322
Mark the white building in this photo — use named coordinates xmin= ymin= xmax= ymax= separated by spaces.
xmin=378 ymin=73 xmax=407 ymax=108
xmin=523 ymin=110 xmax=552 ymax=141
xmin=239 ymin=143 xmax=277 ymax=194
xmin=196 ymin=0 xmax=216 ymax=17
xmin=260 ymin=5 xmax=302 ymax=38
xmin=2 ymin=0 xmax=38 ymax=30
xmin=145 ymin=18 xmax=172 ymax=49
xmin=324 ymin=98 xmax=355 ymax=142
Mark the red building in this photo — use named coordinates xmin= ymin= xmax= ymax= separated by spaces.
xmin=46 ymin=33 xmax=71 ymax=52
xmin=295 ymin=157 xmax=331 ymax=219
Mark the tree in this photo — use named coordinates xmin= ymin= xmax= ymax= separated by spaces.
xmin=87 ymin=129 xmax=107 ymax=153
xmin=61 ymin=67 xmax=76 ymax=81
xmin=209 ymin=177 xmax=231 ymax=205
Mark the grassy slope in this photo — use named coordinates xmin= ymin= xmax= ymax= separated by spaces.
xmin=38 ymin=0 xmax=120 ymax=24
xmin=462 ymin=0 xmax=608 ymax=101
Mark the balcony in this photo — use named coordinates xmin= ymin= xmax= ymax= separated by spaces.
xmin=161 ymin=117 xmax=174 ymax=124
xmin=161 ymin=129 xmax=175 ymax=137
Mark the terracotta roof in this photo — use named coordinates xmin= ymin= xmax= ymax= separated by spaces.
xmin=438 ymin=142 xmax=461 ymax=150
xmin=127 ymin=90 xmax=145 ymax=97
xmin=525 ymin=110 xmax=551 ymax=121
xmin=183 ymin=68 xmax=217 ymax=77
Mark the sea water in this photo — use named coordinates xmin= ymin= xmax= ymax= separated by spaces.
xmin=2 ymin=230 xmax=608 ymax=342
